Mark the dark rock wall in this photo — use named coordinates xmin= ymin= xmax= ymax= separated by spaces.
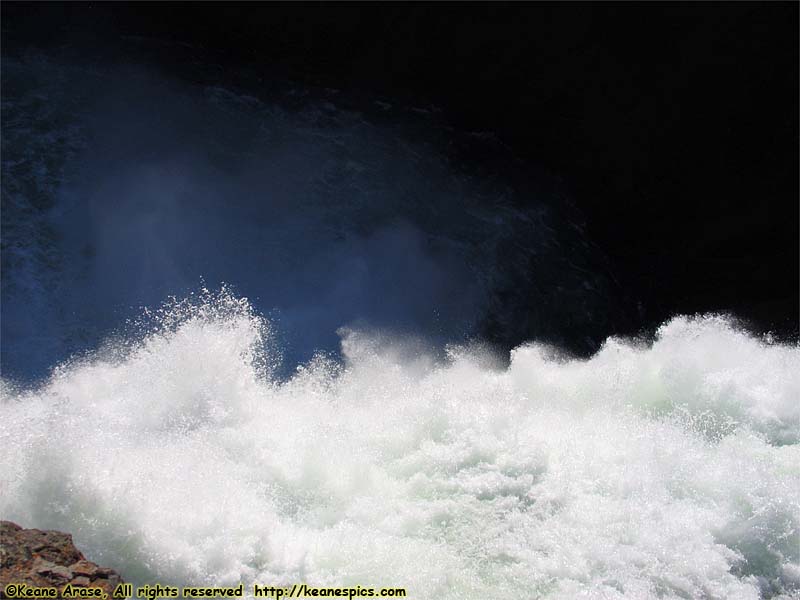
xmin=3 ymin=3 xmax=797 ymax=344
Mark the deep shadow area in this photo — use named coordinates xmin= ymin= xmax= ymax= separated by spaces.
xmin=2 ymin=2 xmax=798 ymax=351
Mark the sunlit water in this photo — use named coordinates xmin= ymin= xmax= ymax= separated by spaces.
xmin=2 ymin=291 xmax=798 ymax=599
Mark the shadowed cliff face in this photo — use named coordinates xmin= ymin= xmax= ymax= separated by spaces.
xmin=1 ymin=4 xmax=797 ymax=382
xmin=1 ymin=54 xmax=630 ymax=382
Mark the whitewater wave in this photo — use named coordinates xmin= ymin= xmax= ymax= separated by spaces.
xmin=2 ymin=291 xmax=798 ymax=599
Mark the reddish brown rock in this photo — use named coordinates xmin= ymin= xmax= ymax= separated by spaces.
xmin=69 ymin=562 xmax=97 ymax=578
xmin=0 ymin=521 xmax=124 ymax=599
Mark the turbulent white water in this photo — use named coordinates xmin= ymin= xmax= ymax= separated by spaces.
xmin=2 ymin=49 xmax=798 ymax=600
xmin=2 ymin=292 xmax=798 ymax=599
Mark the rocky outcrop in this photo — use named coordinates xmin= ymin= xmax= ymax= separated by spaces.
xmin=0 ymin=521 xmax=124 ymax=598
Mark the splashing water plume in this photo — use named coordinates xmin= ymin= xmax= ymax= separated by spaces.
xmin=2 ymin=291 xmax=798 ymax=599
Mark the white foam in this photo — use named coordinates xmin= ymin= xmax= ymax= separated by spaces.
xmin=2 ymin=293 xmax=798 ymax=599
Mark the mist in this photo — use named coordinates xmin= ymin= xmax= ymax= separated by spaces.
xmin=2 ymin=56 xmax=617 ymax=381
